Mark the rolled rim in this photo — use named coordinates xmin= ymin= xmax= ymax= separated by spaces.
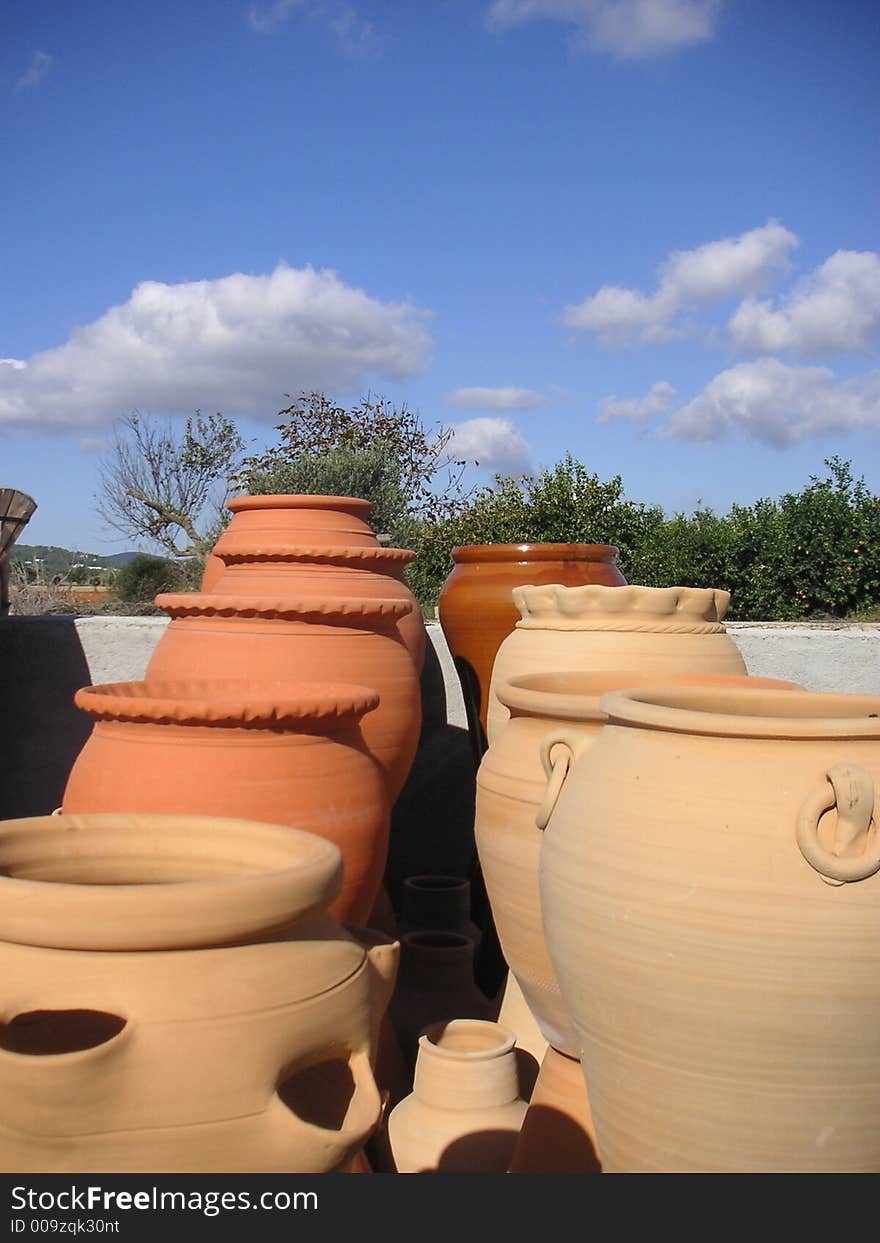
xmin=73 ymin=679 xmax=380 ymax=726
xmin=599 ymin=684 xmax=880 ymax=740
xmin=227 ymin=494 xmax=373 ymax=515
xmin=420 ymin=1019 xmax=516 ymax=1060
xmin=451 ymin=543 xmax=620 ymax=565
xmin=0 ymin=813 xmax=343 ymax=950
xmin=498 ymin=670 xmax=803 ymax=722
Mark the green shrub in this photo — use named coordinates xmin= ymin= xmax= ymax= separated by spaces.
xmin=111 ymin=554 xmax=189 ymax=603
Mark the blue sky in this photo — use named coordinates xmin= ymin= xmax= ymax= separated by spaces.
xmin=3 ymin=0 xmax=879 ymax=555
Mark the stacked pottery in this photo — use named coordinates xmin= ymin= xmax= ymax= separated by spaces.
xmin=0 ymin=812 xmax=398 ymax=1173
xmin=540 ymin=684 xmax=880 ymax=1172
xmin=437 ymin=543 xmax=626 ymax=755
xmin=398 ymin=874 xmax=481 ymax=948
xmin=487 ymin=583 xmax=746 ymax=744
xmin=62 ymin=680 xmax=389 ymax=925
xmin=204 ymin=493 xmax=426 ymax=672
xmin=386 ymin=1020 xmax=528 ymax=1173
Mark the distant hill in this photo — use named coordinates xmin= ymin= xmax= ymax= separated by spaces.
xmin=10 ymin=544 xmax=142 ymax=578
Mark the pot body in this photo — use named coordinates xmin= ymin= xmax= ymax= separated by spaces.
xmin=205 ymin=494 xmax=425 ymax=670
xmin=476 ymin=671 xmax=802 ymax=1054
xmin=540 ymin=685 xmax=880 ymax=1172
xmin=0 ymin=813 xmax=398 ymax=1173
xmin=437 ymin=544 xmax=625 ymax=751
xmin=387 ymin=1020 xmax=527 ymax=1172
xmin=145 ymin=601 xmax=421 ymax=802
xmin=487 ymin=583 xmax=746 ymax=743
xmin=63 ymin=682 xmax=390 ymax=925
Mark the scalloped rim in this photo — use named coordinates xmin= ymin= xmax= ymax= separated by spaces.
xmin=154 ymin=592 xmax=412 ymax=622
xmin=512 ymin=583 xmax=731 ymax=624
xmin=74 ymin=679 xmax=380 ymax=726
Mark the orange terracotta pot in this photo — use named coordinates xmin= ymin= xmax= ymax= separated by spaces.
xmin=487 ymin=583 xmax=747 ymax=743
xmin=0 ymin=812 xmax=398 ymax=1172
xmin=145 ymin=594 xmax=421 ymax=802
xmin=541 ymin=684 xmax=880 ymax=1172
xmin=507 ymin=1046 xmax=602 ymax=1173
xmin=476 ymin=670 xmax=804 ymax=1055
xmin=204 ymin=494 xmax=425 ymax=671
xmin=201 ymin=493 xmax=385 ymax=591
xmin=437 ymin=544 xmax=625 ymax=753
xmin=62 ymin=680 xmax=389 ymax=925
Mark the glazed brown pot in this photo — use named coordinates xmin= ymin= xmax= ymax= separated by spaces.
xmin=541 ymin=684 xmax=880 ymax=1172
xmin=204 ymin=494 xmax=425 ymax=671
xmin=437 ymin=544 xmax=625 ymax=753
xmin=145 ymin=594 xmax=421 ymax=802
xmin=0 ymin=812 xmax=398 ymax=1172
xmin=475 ymin=670 xmax=803 ymax=1055
xmin=63 ymin=680 xmax=389 ymax=925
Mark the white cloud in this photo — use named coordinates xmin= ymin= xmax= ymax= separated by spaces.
xmin=248 ymin=1 xmax=377 ymax=55
xmin=563 ymin=220 xmax=798 ymax=344
xmin=446 ymin=385 xmax=548 ymax=411
xmin=445 ymin=417 xmax=533 ymax=473
xmin=487 ymin=0 xmax=721 ymax=59
xmin=15 ymin=51 xmax=52 ymax=91
xmin=664 ymin=359 xmax=880 ymax=447
xmin=0 ymin=264 xmax=431 ymax=431
xmin=596 ymin=379 xmax=676 ymax=423
xmin=729 ymin=250 xmax=880 ymax=356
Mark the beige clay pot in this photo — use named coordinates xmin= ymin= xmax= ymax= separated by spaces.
xmin=540 ymin=685 xmax=880 ymax=1172
xmin=476 ymin=670 xmax=803 ymax=1054
xmin=486 ymin=584 xmax=746 ymax=744
xmin=0 ymin=813 xmax=398 ymax=1172
xmin=386 ymin=1019 xmax=528 ymax=1172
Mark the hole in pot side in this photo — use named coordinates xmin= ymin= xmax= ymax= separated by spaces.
xmin=277 ymin=1056 xmax=356 ymax=1131
xmin=0 ymin=1010 xmax=126 ymax=1055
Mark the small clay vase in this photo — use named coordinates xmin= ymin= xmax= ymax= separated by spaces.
xmin=204 ymin=493 xmax=425 ymax=671
xmin=0 ymin=813 xmax=398 ymax=1173
xmin=386 ymin=1020 xmax=528 ymax=1173
xmin=145 ymin=594 xmax=421 ymax=802
xmin=398 ymin=875 xmax=481 ymax=948
xmin=437 ymin=543 xmax=626 ymax=754
xmin=63 ymin=679 xmax=389 ymax=925
xmin=540 ymin=684 xmax=880 ymax=1172
xmin=487 ymin=583 xmax=748 ymax=743
xmin=388 ymin=931 xmax=495 ymax=1070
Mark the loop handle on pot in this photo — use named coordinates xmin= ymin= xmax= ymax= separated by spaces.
xmin=796 ymin=763 xmax=880 ymax=886
xmin=536 ymin=730 xmax=586 ymax=831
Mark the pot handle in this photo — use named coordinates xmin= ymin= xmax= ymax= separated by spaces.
xmin=796 ymin=763 xmax=880 ymax=886
xmin=536 ymin=730 xmax=586 ymax=831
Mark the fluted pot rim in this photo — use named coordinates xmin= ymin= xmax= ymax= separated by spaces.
xmin=73 ymin=679 xmax=380 ymax=727
xmin=599 ymin=684 xmax=880 ymax=740
xmin=0 ymin=813 xmax=343 ymax=951
xmin=227 ymin=493 xmax=373 ymax=515
xmin=497 ymin=670 xmax=803 ymax=723
xmin=513 ymin=583 xmax=731 ymax=628
xmin=450 ymin=542 xmax=620 ymax=564
xmin=153 ymin=592 xmax=412 ymax=625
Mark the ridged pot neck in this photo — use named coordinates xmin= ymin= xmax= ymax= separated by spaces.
xmin=213 ymin=544 xmax=416 ymax=570
xmin=0 ymin=813 xmax=343 ymax=951
xmin=513 ymin=583 xmax=731 ymax=632
xmin=498 ymin=670 xmax=803 ymax=724
xmin=599 ymin=685 xmax=880 ymax=741
xmin=228 ymin=494 xmax=373 ymax=518
xmin=451 ymin=543 xmax=620 ymax=565
xmin=412 ymin=1020 xmax=520 ymax=1109
xmin=74 ymin=679 xmax=380 ymax=728
xmin=154 ymin=592 xmax=412 ymax=627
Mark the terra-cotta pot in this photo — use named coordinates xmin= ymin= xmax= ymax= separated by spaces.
xmin=63 ymin=679 xmax=390 ymax=925
xmin=0 ymin=812 xmax=397 ymax=1172
xmin=437 ymin=544 xmax=625 ymax=754
xmin=540 ymin=684 xmax=880 ymax=1172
